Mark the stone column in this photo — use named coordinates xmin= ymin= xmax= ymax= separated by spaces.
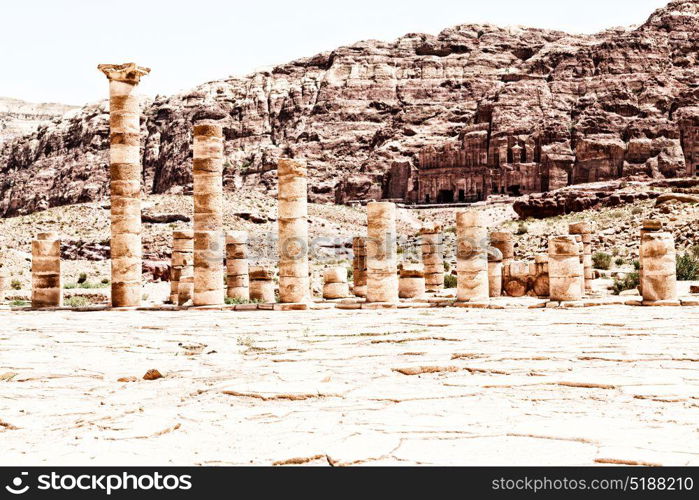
xmin=366 ymin=202 xmax=399 ymax=303
xmin=456 ymin=211 xmax=489 ymax=301
xmin=419 ymin=225 xmax=444 ymax=292
xmin=170 ymin=230 xmax=193 ymax=305
xmin=323 ymin=267 xmax=350 ymax=299
xmin=226 ymin=231 xmax=249 ymax=301
xmin=532 ymin=254 xmax=550 ymax=297
xmin=193 ymin=121 xmax=224 ymax=306
xmin=639 ymin=219 xmax=662 ymax=295
xmin=572 ymin=234 xmax=586 ymax=297
xmin=277 ymin=159 xmax=310 ymax=303
xmin=31 ymin=232 xmax=61 ymax=308
xmin=487 ymin=247 xmax=503 ymax=297
xmin=399 ymin=264 xmax=425 ymax=299
xmin=98 ymin=63 xmax=150 ymax=308
xmin=569 ymin=222 xmax=592 ymax=292
xmin=352 ymin=236 xmax=367 ymax=297
xmin=548 ymin=235 xmax=583 ymax=301
xmin=490 ymin=231 xmax=514 ymax=264
xmin=640 ymin=232 xmax=677 ymax=302
xmin=249 ymin=267 xmax=275 ymax=303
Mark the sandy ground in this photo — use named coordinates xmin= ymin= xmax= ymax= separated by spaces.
xmin=1 ymin=306 xmax=698 ymax=466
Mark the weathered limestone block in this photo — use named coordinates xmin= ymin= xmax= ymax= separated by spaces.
xmin=456 ymin=210 xmax=489 ymax=301
xmin=487 ymin=247 xmax=503 ymax=297
xmin=366 ymin=202 xmax=399 ymax=303
xmin=352 ymin=236 xmax=367 ymax=298
xmin=178 ymin=274 xmax=194 ymax=305
xmin=503 ymin=260 xmax=530 ymax=297
xmin=226 ymin=231 xmax=249 ymax=301
xmin=31 ymin=232 xmax=61 ymax=308
xmin=249 ymin=266 xmax=276 ymax=303
xmin=548 ymin=235 xmax=583 ymax=301
xmin=490 ymin=230 xmax=514 ymax=263
xmin=640 ymin=232 xmax=677 ymax=302
xmin=323 ymin=266 xmax=350 ymax=299
xmin=419 ymin=225 xmax=444 ymax=291
xmin=399 ymin=264 xmax=426 ymax=299
xmin=639 ymin=219 xmax=663 ymax=294
xmin=193 ymin=121 xmax=224 ymax=306
xmin=170 ymin=230 xmax=193 ymax=304
xmin=532 ymin=254 xmax=550 ymax=297
xmin=278 ymin=159 xmax=310 ymax=303
xmin=569 ymin=222 xmax=592 ymax=292
xmin=98 ymin=62 xmax=150 ymax=308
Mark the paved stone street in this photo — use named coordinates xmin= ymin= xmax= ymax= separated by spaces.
xmin=1 ymin=306 xmax=698 ymax=466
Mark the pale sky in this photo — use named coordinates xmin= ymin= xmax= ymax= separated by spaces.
xmin=1 ymin=0 xmax=669 ymax=105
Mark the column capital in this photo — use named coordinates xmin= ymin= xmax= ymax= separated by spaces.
xmin=98 ymin=62 xmax=150 ymax=84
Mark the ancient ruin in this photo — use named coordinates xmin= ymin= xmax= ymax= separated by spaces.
xmin=398 ymin=264 xmax=425 ymax=299
xmin=249 ymin=266 xmax=275 ymax=303
xmin=569 ymin=223 xmax=593 ymax=293
xmin=322 ymin=267 xmax=350 ymax=299
xmin=366 ymin=202 xmax=399 ymax=304
xmin=419 ymin=225 xmax=444 ymax=292
xmin=193 ymin=121 xmax=225 ymax=307
xmin=352 ymin=236 xmax=368 ymax=297
xmin=487 ymin=248 xmax=503 ymax=298
xmin=98 ymin=62 xmax=150 ymax=308
xmin=31 ymin=232 xmax=61 ymax=308
xmin=170 ymin=230 xmax=193 ymax=305
xmin=548 ymin=236 xmax=584 ymax=302
xmin=640 ymin=232 xmax=678 ymax=303
xmin=456 ymin=211 xmax=489 ymax=301
xmin=277 ymin=159 xmax=310 ymax=304
xmin=226 ymin=231 xmax=249 ymax=301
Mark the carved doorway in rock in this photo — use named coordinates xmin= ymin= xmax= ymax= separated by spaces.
xmin=437 ymin=189 xmax=454 ymax=203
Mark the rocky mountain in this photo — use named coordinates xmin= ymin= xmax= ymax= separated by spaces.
xmin=1 ymin=0 xmax=698 ymax=218
xmin=0 ymin=97 xmax=76 ymax=143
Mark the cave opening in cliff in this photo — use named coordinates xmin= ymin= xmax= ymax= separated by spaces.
xmin=458 ymin=189 xmax=465 ymax=202
xmin=437 ymin=189 xmax=454 ymax=203
xmin=508 ymin=185 xmax=522 ymax=197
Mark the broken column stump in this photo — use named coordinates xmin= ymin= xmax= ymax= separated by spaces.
xmin=548 ymin=235 xmax=583 ymax=302
xmin=323 ymin=267 xmax=350 ymax=299
xmin=352 ymin=236 xmax=368 ymax=298
xmin=31 ymin=232 xmax=62 ymax=308
xmin=366 ymin=202 xmax=399 ymax=303
xmin=226 ymin=231 xmax=250 ymax=301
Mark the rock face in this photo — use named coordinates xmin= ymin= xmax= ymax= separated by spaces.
xmin=1 ymin=1 xmax=698 ymax=218
xmin=0 ymin=97 xmax=76 ymax=144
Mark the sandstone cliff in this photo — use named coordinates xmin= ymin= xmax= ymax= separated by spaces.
xmin=1 ymin=0 xmax=698 ymax=217
xmin=0 ymin=97 xmax=76 ymax=143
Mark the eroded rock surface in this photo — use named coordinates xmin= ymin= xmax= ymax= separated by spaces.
xmin=1 ymin=1 xmax=698 ymax=217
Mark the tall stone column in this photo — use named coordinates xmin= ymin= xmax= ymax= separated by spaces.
xmin=98 ymin=63 xmax=150 ymax=308
xmin=193 ymin=121 xmax=224 ymax=306
xmin=170 ymin=231 xmax=193 ymax=305
xmin=226 ymin=231 xmax=249 ymax=301
xmin=419 ymin=225 xmax=444 ymax=292
xmin=639 ymin=219 xmax=662 ymax=295
xmin=366 ymin=202 xmax=398 ymax=303
xmin=548 ymin=235 xmax=583 ymax=301
xmin=456 ymin=211 xmax=489 ymax=301
xmin=352 ymin=236 xmax=367 ymax=297
xmin=569 ymin=222 xmax=592 ymax=293
xmin=32 ymin=232 xmax=62 ymax=308
xmin=277 ymin=159 xmax=310 ymax=303
xmin=640 ymin=232 xmax=677 ymax=302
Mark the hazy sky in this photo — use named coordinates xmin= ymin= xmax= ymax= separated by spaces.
xmin=1 ymin=0 xmax=669 ymax=105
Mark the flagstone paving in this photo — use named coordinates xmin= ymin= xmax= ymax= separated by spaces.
xmin=1 ymin=306 xmax=697 ymax=466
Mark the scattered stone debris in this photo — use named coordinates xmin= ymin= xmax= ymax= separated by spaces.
xmin=142 ymin=369 xmax=163 ymax=381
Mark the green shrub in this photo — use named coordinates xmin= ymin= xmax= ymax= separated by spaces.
xmin=676 ymin=252 xmax=699 ymax=281
xmin=444 ymin=273 xmax=457 ymax=288
xmin=346 ymin=266 xmax=353 ymax=281
xmin=515 ymin=222 xmax=528 ymax=235
xmin=631 ymin=207 xmax=643 ymax=215
xmin=632 ymin=260 xmax=640 ymax=271
xmin=443 ymin=261 xmax=451 ymax=272
xmin=612 ymin=272 xmax=640 ymax=295
xmin=64 ymin=296 xmax=91 ymax=308
xmin=614 ymin=257 xmax=624 ymax=266
xmin=10 ymin=279 xmax=21 ymax=290
xmin=691 ymin=245 xmax=699 ymax=259
xmin=225 ymin=297 xmax=263 ymax=305
xmin=592 ymin=252 xmax=612 ymax=270
xmin=9 ymin=300 xmax=29 ymax=307
xmin=445 ymin=226 xmax=456 ymax=234
xmin=77 ymin=272 xmax=88 ymax=284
